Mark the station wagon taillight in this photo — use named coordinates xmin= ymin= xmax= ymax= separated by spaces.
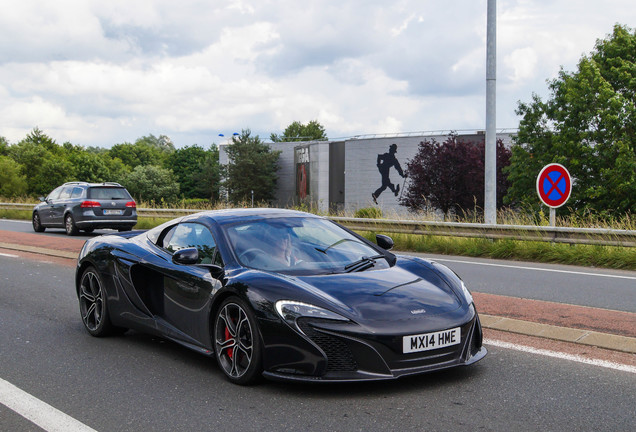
xmin=126 ymin=201 xmax=136 ymax=208
xmin=80 ymin=200 xmax=101 ymax=208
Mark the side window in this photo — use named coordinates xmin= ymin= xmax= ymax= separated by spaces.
xmin=71 ymin=187 xmax=84 ymax=199
xmin=163 ymin=223 xmax=219 ymax=265
xmin=59 ymin=186 xmax=73 ymax=200
xmin=47 ymin=186 xmax=64 ymax=201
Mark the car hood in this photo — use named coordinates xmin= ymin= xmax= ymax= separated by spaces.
xmin=293 ymin=264 xmax=463 ymax=322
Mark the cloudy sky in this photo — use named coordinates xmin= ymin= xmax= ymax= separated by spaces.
xmin=1 ymin=0 xmax=634 ymax=148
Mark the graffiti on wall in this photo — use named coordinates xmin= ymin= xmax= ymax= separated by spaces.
xmin=372 ymin=143 xmax=405 ymax=204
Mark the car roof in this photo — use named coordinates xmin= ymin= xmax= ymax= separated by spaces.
xmin=185 ymin=208 xmax=321 ymax=225
xmin=61 ymin=182 xmax=125 ymax=188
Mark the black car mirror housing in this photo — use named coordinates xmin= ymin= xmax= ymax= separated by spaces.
xmin=172 ymin=247 xmax=199 ymax=265
xmin=376 ymin=234 xmax=394 ymax=251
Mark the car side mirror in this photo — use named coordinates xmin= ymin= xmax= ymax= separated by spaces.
xmin=172 ymin=247 xmax=199 ymax=265
xmin=38 ymin=196 xmax=45 ymax=202
xmin=376 ymin=234 xmax=394 ymax=250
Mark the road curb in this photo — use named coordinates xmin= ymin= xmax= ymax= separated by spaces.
xmin=0 ymin=242 xmax=78 ymax=260
xmin=481 ymin=314 xmax=636 ymax=354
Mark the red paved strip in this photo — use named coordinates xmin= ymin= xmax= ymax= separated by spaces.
xmin=474 ymin=292 xmax=636 ymax=338
xmin=0 ymin=230 xmax=85 ymax=253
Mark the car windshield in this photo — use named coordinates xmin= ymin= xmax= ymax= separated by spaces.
xmin=223 ymin=216 xmax=390 ymax=275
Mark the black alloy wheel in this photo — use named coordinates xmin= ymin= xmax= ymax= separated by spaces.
xmin=79 ymin=267 xmax=115 ymax=336
xmin=65 ymin=214 xmax=79 ymax=236
xmin=32 ymin=212 xmax=45 ymax=232
xmin=214 ymin=297 xmax=262 ymax=385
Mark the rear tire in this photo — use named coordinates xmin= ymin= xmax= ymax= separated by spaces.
xmin=65 ymin=214 xmax=79 ymax=236
xmin=32 ymin=212 xmax=45 ymax=232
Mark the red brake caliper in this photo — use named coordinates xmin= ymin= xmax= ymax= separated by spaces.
xmin=224 ymin=326 xmax=234 ymax=359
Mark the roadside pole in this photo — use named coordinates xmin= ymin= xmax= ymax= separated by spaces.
xmin=484 ymin=0 xmax=497 ymax=225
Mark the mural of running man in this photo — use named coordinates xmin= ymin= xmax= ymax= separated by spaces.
xmin=372 ymin=143 xmax=405 ymax=204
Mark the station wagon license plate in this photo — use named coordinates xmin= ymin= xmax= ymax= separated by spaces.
xmin=403 ymin=327 xmax=461 ymax=353
xmin=104 ymin=209 xmax=123 ymax=215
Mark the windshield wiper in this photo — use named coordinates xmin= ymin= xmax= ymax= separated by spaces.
xmin=344 ymin=254 xmax=385 ymax=273
xmin=316 ymin=238 xmax=361 ymax=254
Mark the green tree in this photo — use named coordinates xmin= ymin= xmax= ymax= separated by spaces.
xmin=270 ymin=120 xmax=328 ymax=142
xmin=506 ymin=24 xmax=636 ymax=215
xmin=0 ymin=136 xmax=9 ymax=156
xmin=135 ymin=134 xmax=176 ymax=154
xmin=167 ymin=144 xmax=220 ymax=200
xmin=0 ymin=156 xmax=27 ymax=197
xmin=69 ymin=151 xmax=115 ymax=183
xmin=24 ymin=127 xmax=60 ymax=154
xmin=122 ymin=165 xmax=180 ymax=203
xmin=223 ymin=129 xmax=281 ymax=203
xmin=34 ymin=155 xmax=77 ymax=196
xmin=109 ymin=141 xmax=166 ymax=169
xmin=9 ymin=129 xmax=77 ymax=195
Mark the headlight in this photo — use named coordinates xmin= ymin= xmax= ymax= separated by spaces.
xmin=460 ymin=280 xmax=473 ymax=304
xmin=275 ymin=300 xmax=348 ymax=329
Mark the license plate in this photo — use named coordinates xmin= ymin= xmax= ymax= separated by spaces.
xmin=403 ymin=327 xmax=461 ymax=353
xmin=103 ymin=209 xmax=123 ymax=215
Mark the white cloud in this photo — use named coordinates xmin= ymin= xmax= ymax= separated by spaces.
xmin=0 ymin=0 xmax=635 ymax=147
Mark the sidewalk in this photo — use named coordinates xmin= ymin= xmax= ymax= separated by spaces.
xmin=2 ymin=229 xmax=635 ymax=355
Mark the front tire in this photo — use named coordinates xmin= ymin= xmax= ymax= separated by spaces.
xmin=214 ymin=297 xmax=263 ymax=385
xmin=32 ymin=212 xmax=45 ymax=232
xmin=65 ymin=214 xmax=79 ymax=236
xmin=78 ymin=267 xmax=117 ymax=337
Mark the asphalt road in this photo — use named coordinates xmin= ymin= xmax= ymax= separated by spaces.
xmin=416 ymin=253 xmax=636 ymax=313
xmin=1 ymin=222 xmax=635 ymax=431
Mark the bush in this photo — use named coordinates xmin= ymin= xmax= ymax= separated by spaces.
xmin=0 ymin=156 xmax=27 ymax=197
xmin=122 ymin=165 xmax=180 ymax=203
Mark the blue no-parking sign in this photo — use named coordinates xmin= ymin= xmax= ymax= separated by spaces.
xmin=536 ymin=163 xmax=572 ymax=208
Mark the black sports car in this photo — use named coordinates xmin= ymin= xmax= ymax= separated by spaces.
xmin=76 ymin=208 xmax=486 ymax=384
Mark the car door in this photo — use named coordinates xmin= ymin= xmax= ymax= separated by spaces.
xmin=158 ymin=222 xmax=224 ymax=345
xmin=39 ymin=186 xmax=64 ymax=225
xmin=50 ymin=186 xmax=73 ymax=225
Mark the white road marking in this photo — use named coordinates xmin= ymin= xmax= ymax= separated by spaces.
xmin=485 ymin=339 xmax=636 ymax=374
xmin=0 ymin=252 xmax=19 ymax=258
xmin=433 ymin=257 xmax=636 ymax=280
xmin=0 ymin=377 xmax=97 ymax=432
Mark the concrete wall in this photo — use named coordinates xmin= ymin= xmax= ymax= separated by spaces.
xmin=219 ymin=132 xmax=515 ymax=215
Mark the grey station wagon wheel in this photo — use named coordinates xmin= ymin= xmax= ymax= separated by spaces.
xmin=65 ymin=214 xmax=79 ymax=236
xmin=79 ymin=267 xmax=116 ymax=337
xmin=214 ymin=297 xmax=263 ymax=385
xmin=32 ymin=212 xmax=45 ymax=232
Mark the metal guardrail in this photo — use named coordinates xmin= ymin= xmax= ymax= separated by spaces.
xmin=331 ymin=217 xmax=636 ymax=248
xmin=2 ymin=203 xmax=634 ymax=247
